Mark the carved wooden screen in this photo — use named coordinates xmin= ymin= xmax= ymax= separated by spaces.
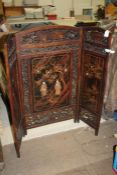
xmin=77 ymin=27 xmax=110 ymax=135
xmin=4 ymin=25 xmax=111 ymax=157
xmin=15 ymin=25 xmax=82 ymax=129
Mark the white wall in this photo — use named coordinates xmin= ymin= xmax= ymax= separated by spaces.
xmin=0 ymin=97 xmax=14 ymax=145
xmin=52 ymin=0 xmax=71 ymax=18
xmin=2 ymin=0 xmax=105 ymax=18
xmin=53 ymin=0 xmax=105 ymax=17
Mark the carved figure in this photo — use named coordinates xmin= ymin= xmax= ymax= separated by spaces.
xmin=40 ymin=81 xmax=47 ymax=96
xmin=54 ymin=80 xmax=62 ymax=96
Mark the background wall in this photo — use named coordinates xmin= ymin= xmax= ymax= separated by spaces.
xmin=2 ymin=0 xmax=105 ymax=18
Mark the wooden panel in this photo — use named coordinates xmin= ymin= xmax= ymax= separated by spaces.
xmin=77 ymin=27 xmax=111 ymax=135
xmin=15 ymin=25 xmax=82 ymax=129
xmin=80 ymin=53 xmax=105 ymax=113
xmin=4 ymin=35 xmax=27 ymax=157
xmin=32 ymin=53 xmax=72 ymax=111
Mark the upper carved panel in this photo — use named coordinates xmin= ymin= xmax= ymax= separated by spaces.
xmin=84 ymin=30 xmax=108 ymax=46
xmin=15 ymin=26 xmax=81 ymax=47
xmin=21 ymin=29 xmax=79 ymax=44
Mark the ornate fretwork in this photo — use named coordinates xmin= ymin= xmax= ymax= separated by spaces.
xmin=18 ymin=26 xmax=81 ymax=128
xmin=78 ymin=27 xmax=110 ymax=135
xmin=20 ymin=29 xmax=80 ymax=45
xmin=79 ymin=107 xmax=98 ymax=128
xmin=84 ymin=30 xmax=108 ymax=46
xmin=7 ymin=35 xmax=17 ymax=68
xmin=20 ymin=43 xmax=80 ymax=127
xmin=84 ymin=43 xmax=107 ymax=56
xmin=80 ymin=53 xmax=105 ymax=113
xmin=26 ymin=105 xmax=74 ymax=128
xmin=21 ymin=42 xmax=79 ymax=113
xmin=8 ymin=52 xmax=17 ymax=68
xmin=19 ymin=44 xmax=80 ymax=56
xmin=7 ymin=35 xmax=16 ymax=57
xmin=21 ymin=59 xmax=31 ymax=114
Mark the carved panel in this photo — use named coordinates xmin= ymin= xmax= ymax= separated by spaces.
xmin=7 ymin=35 xmax=16 ymax=57
xmin=20 ymin=46 xmax=79 ymax=128
xmin=80 ymin=53 xmax=105 ymax=113
xmin=17 ymin=26 xmax=81 ymax=128
xmin=26 ymin=106 xmax=74 ymax=128
xmin=14 ymin=26 xmax=81 ymax=128
xmin=78 ymin=27 xmax=110 ymax=135
xmin=32 ymin=53 xmax=72 ymax=112
xmin=84 ymin=30 xmax=108 ymax=46
xmin=21 ymin=44 xmax=79 ymax=108
xmin=84 ymin=43 xmax=107 ymax=56
xmin=20 ymin=29 xmax=80 ymax=45
xmin=79 ymin=107 xmax=98 ymax=128
xmin=19 ymin=44 xmax=79 ymax=56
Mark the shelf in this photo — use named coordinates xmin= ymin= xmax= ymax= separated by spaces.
xmin=4 ymin=6 xmax=42 ymax=18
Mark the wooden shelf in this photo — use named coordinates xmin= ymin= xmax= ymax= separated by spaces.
xmin=4 ymin=6 xmax=42 ymax=17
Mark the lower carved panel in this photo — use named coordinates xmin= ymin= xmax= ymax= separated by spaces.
xmin=79 ymin=107 xmax=100 ymax=129
xmin=26 ymin=105 xmax=75 ymax=128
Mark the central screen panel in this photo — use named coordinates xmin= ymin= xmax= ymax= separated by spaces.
xmin=32 ymin=53 xmax=72 ymax=112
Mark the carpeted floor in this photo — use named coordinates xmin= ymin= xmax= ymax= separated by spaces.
xmin=1 ymin=119 xmax=117 ymax=175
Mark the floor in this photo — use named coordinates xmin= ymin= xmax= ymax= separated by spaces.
xmin=1 ymin=119 xmax=117 ymax=175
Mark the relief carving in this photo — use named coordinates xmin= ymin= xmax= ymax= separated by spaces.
xmin=21 ymin=29 xmax=80 ymax=45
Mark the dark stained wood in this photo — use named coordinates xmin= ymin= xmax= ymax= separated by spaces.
xmin=4 ymin=25 xmax=83 ymax=156
xmin=4 ymin=35 xmax=27 ymax=157
xmin=14 ymin=25 xmax=82 ymax=129
xmin=76 ymin=27 xmax=111 ymax=135
xmin=4 ymin=25 xmax=111 ymax=157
